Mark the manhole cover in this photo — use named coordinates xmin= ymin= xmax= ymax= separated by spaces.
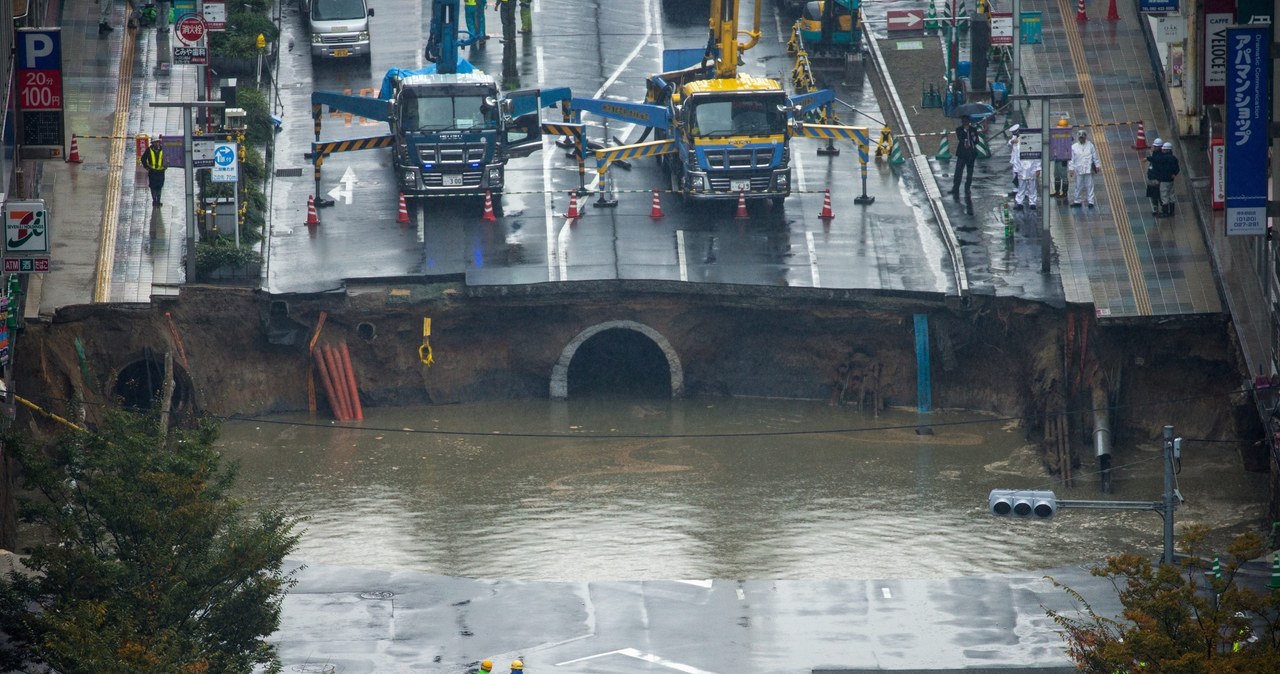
xmin=359 ymin=590 xmax=395 ymax=600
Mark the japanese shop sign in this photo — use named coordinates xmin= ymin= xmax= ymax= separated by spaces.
xmin=1224 ymin=25 xmax=1268 ymax=235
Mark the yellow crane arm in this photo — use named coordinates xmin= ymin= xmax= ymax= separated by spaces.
xmin=708 ymin=0 xmax=763 ymax=79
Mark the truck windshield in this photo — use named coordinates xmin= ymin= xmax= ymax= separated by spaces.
xmin=403 ymin=95 xmax=496 ymax=132
xmin=312 ymin=0 xmax=367 ymax=21
xmin=690 ymin=96 xmax=787 ymax=138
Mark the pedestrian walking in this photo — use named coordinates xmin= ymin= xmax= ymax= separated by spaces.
xmin=498 ymin=0 xmax=517 ymax=85
xmin=1010 ymin=132 xmax=1041 ymax=211
xmin=465 ymin=0 xmax=487 ymax=47
xmin=950 ymin=117 xmax=980 ymax=200
xmin=97 ymin=0 xmax=116 ymax=33
xmin=1152 ymin=141 xmax=1180 ymax=218
xmin=141 ymin=141 xmax=167 ymax=207
xmin=1068 ymin=129 xmax=1099 ymax=209
xmin=519 ymin=0 xmax=532 ymax=34
xmin=1145 ymin=137 xmax=1163 ymax=215
xmin=510 ymin=659 xmax=525 ymax=674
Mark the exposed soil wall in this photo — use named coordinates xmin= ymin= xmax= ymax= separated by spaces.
xmin=6 ymin=283 xmax=1271 ymax=547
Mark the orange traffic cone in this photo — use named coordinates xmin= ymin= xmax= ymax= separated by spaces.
xmin=734 ymin=190 xmax=749 ymax=220
xmin=1107 ymin=0 xmax=1120 ymax=20
xmin=67 ymin=134 xmax=83 ymax=164
xmin=1076 ymin=0 xmax=1088 ymax=21
xmin=1132 ymin=120 xmax=1148 ymax=150
xmin=819 ymin=188 xmax=834 ymax=220
xmin=397 ymin=193 xmax=410 ymax=223
xmin=564 ymin=191 xmax=581 ymax=219
xmin=305 ymin=194 xmax=319 ymax=227
xmin=482 ymin=190 xmax=497 ymax=221
xmin=649 ymin=188 xmax=664 ymax=218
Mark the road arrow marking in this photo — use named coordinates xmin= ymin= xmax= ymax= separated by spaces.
xmin=326 ymin=166 xmax=358 ymax=205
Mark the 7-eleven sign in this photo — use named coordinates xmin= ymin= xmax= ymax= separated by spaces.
xmin=4 ymin=200 xmax=50 ymax=253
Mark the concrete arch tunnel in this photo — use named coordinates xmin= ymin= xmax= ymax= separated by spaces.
xmin=113 ymin=348 xmax=196 ymax=415
xmin=550 ymin=320 xmax=685 ymax=399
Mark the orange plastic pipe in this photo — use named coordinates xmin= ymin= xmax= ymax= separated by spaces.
xmin=323 ymin=345 xmax=352 ymax=421
xmin=339 ymin=341 xmax=364 ymax=421
xmin=314 ymin=350 xmax=345 ymax=420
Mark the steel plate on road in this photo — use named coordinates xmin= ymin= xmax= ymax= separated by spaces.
xmin=895 ymin=40 xmax=924 ymax=50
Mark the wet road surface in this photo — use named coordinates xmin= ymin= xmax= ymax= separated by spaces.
xmin=266 ymin=0 xmax=959 ymax=296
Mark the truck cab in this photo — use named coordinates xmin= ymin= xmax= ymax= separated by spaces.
xmin=305 ymin=0 xmax=374 ymax=61
xmin=668 ymin=77 xmax=793 ymax=200
xmin=390 ymin=73 xmax=542 ymax=195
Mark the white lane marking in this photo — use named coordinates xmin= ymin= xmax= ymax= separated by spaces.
xmin=735 ymin=588 xmax=745 ymax=601
xmin=675 ymin=579 xmax=713 ymax=588
xmin=557 ymin=648 xmax=717 ymax=674
xmin=676 ymin=230 xmax=688 ymax=281
xmin=543 ymin=139 xmax=557 ymax=280
xmin=536 ymin=45 xmax=545 ymax=85
xmin=773 ymin=4 xmax=786 ymax=44
xmin=806 ymin=231 xmax=821 ymax=288
xmin=593 ymin=0 xmax=655 ymax=98
xmin=882 ymin=587 xmax=892 ymax=599
xmin=793 ymin=143 xmax=807 ymax=193
xmin=558 ymin=215 xmax=571 ymax=280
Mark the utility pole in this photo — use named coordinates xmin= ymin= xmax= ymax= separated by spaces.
xmin=148 ymin=100 xmax=225 ymax=283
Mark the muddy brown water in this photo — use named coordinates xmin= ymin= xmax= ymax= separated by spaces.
xmin=218 ymin=398 xmax=1269 ymax=580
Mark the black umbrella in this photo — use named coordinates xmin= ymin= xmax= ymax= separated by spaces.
xmin=947 ymin=102 xmax=996 ymax=120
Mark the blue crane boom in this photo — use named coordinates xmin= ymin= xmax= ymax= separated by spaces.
xmin=425 ymin=0 xmax=480 ymax=74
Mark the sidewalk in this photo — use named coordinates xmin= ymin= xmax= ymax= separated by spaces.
xmin=873 ymin=2 xmax=1223 ymax=320
xmin=27 ymin=0 xmax=191 ymax=318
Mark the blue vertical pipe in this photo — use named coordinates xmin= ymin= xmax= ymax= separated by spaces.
xmin=915 ymin=314 xmax=931 ymax=413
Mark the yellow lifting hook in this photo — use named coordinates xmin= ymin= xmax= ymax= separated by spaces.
xmin=419 ymin=317 xmax=434 ymax=366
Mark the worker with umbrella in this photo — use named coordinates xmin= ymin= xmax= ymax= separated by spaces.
xmin=948 ymin=103 xmax=994 ymax=201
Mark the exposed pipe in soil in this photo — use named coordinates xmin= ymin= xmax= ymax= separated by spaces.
xmin=1093 ymin=382 xmax=1112 ymax=494
xmin=315 ymin=346 xmax=347 ymax=421
xmin=323 ymin=345 xmax=352 ymax=421
xmin=339 ymin=341 xmax=363 ymax=421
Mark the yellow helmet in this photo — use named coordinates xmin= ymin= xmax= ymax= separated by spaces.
xmin=481 ymin=660 xmax=493 ymax=672
xmin=511 ymin=660 xmax=524 ymax=671
xmin=1057 ymin=116 xmax=1069 ymax=128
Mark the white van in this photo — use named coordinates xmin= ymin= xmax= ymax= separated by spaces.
xmin=306 ymin=0 xmax=374 ymax=61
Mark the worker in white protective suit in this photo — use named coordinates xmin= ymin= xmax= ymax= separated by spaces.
xmin=1008 ymin=129 xmax=1041 ymax=210
xmin=1069 ymin=128 xmax=1100 ymax=208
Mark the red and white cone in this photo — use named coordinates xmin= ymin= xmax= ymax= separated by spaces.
xmin=1076 ymin=0 xmax=1088 ymax=21
xmin=397 ymin=193 xmax=410 ymax=223
xmin=67 ymin=134 xmax=83 ymax=164
xmin=734 ymin=190 xmax=750 ymax=220
xmin=305 ymin=195 xmax=320 ymax=227
xmin=482 ymin=190 xmax=497 ymax=221
xmin=1132 ymin=120 xmax=1148 ymax=150
xmin=649 ymin=188 xmax=664 ymax=218
xmin=819 ymin=188 xmax=834 ymax=220
xmin=563 ymin=191 xmax=581 ymax=219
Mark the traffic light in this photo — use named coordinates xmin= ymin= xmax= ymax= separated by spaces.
xmin=988 ymin=489 xmax=1057 ymax=519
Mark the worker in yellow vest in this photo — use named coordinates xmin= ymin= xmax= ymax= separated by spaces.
xmin=140 ymin=142 xmax=167 ymax=207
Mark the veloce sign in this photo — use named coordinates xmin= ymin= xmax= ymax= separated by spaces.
xmin=1224 ymin=25 xmax=1268 ymax=236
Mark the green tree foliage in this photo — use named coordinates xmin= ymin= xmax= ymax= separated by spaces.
xmin=1047 ymin=526 xmax=1280 ymax=672
xmin=0 ymin=411 xmax=301 ymax=673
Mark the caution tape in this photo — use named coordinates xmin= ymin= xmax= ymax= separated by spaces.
xmin=395 ymin=187 xmax=884 ymax=199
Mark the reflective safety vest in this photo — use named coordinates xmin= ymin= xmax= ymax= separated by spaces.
xmin=142 ymin=146 xmax=164 ymax=171
xmin=465 ymin=0 xmax=478 ymax=5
